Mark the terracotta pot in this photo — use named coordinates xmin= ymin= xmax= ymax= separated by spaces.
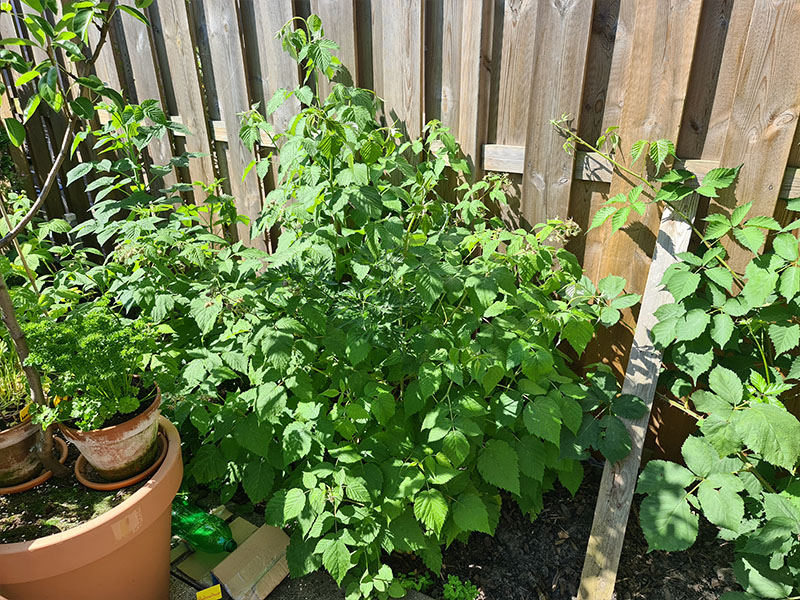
xmin=58 ymin=389 xmax=161 ymax=481
xmin=0 ymin=416 xmax=182 ymax=600
xmin=0 ymin=418 xmax=43 ymax=487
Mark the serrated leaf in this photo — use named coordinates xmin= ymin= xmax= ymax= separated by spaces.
xmin=523 ymin=396 xmax=561 ymax=445
xmin=682 ymin=436 xmax=719 ymax=478
xmin=734 ymin=403 xmax=800 ymax=470
xmin=598 ymin=415 xmax=631 ymax=464
xmin=696 ymin=479 xmax=743 ymax=532
xmin=675 ymin=309 xmax=710 ymax=342
xmin=708 ymin=366 xmax=743 ymax=404
xmin=477 ymin=439 xmax=520 ymax=495
xmin=589 ymin=205 xmax=618 ymax=230
xmin=772 ymin=232 xmax=799 ymax=261
xmin=453 ymin=492 xmax=492 ymax=534
xmin=242 ymin=460 xmax=274 ymax=503
xmin=282 ymin=421 xmax=313 ymax=464
xmin=442 ymin=430 xmax=470 ymax=467
xmin=769 ymin=322 xmax=800 ymax=356
xmin=733 ymin=554 xmax=795 ymax=599
xmin=265 ymin=488 xmax=306 ymax=526
xmin=418 ymin=362 xmax=443 ymax=399
xmin=665 ymin=270 xmax=701 ymax=302
xmin=731 ymin=202 xmax=752 ymax=227
xmin=637 ymin=460 xmax=695 ymax=493
xmin=322 ymin=538 xmax=352 ymax=585
xmin=745 ymin=215 xmax=781 ymax=230
xmin=710 ymin=313 xmax=735 ymax=348
xmin=649 ymin=139 xmax=675 ymax=169
xmin=733 ymin=226 xmax=765 ymax=254
xmin=779 ymin=266 xmax=800 ymax=300
xmin=414 ymin=489 xmax=448 ymax=535
xmin=639 ymin=488 xmax=698 ymax=551
xmin=598 ymin=275 xmax=626 ymax=298
xmin=190 ymin=296 xmax=222 ymax=335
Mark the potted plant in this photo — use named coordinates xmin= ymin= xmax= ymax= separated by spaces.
xmin=23 ymin=303 xmax=162 ymax=482
xmin=0 ymin=335 xmax=46 ymax=489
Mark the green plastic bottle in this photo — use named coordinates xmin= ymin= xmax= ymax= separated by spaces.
xmin=171 ymin=499 xmax=238 ymax=553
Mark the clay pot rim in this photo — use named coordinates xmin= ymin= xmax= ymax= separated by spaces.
xmin=0 ymin=415 xmax=180 ymax=556
xmin=58 ymin=385 xmax=161 ymax=437
xmin=74 ymin=428 xmax=167 ymax=491
xmin=0 ymin=415 xmax=37 ymax=436
xmin=0 ymin=437 xmax=68 ymax=495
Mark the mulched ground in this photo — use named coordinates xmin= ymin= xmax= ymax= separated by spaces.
xmin=394 ymin=459 xmax=737 ymax=600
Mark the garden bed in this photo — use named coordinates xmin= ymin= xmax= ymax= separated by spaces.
xmin=391 ymin=460 xmax=737 ymax=600
xmin=0 ymin=437 xmax=145 ymax=543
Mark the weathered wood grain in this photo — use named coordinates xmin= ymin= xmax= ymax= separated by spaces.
xmin=495 ymin=0 xmax=537 ymax=146
xmin=521 ymin=0 xmax=594 ymax=226
xmin=712 ymin=0 xmax=800 ymax=266
xmin=379 ymin=0 xmax=423 ymax=138
xmin=458 ymin=0 xmax=493 ymax=176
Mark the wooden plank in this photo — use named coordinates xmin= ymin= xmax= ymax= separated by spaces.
xmin=494 ymin=0 xmax=537 ymax=146
xmin=370 ymin=0 xmax=383 ymax=102
xmin=712 ymin=1 xmax=800 ymax=266
xmin=242 ymin=0 xmax=300 ymax=136
xmin=577 ymin=197 xmax=699 ymax=600
xmin=584 ymin=1 xmax=702 ymax=296
xmin=114 ymin=10 xmax=176 ymax=188
xmin=600 ymin=0 xmax=636 ymax=134
xmin=197 ymin=0 xmax=266 ymax=250
xmin=521 ymin=1 xmax=594 ymax=226
xmin=457 ymin=0 xmax=492 ymax=176
xmin=311 ymin=0 xmax=358 ymax=97
xmin=147 ymin=0 xmax=216 ymax=204
xmin=424 ymin=0 xmax=463 ymax=134
xmin=676 ymin=0 xmax=740 ymax=159
xmin=694 ymin=0 xmax=755 ymax=160
xmin=379 ymin=0 xmax=423 ymax=138
xmin=578 ymin=0 xmax=622 ymax=144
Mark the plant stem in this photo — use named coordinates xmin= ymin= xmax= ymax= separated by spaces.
xmin=0 ymin=192 xmax=39 ymax=296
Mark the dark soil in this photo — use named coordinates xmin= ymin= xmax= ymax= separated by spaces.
xmin=392 ymin=460 xmax=737 ymax=600
xmin=0 ymin=436 xmax=145 ymax=543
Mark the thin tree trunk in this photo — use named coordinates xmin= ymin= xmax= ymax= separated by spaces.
xmin=0 ymin=271 xmax=69 ymax=477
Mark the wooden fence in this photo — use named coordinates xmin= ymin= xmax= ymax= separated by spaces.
xmin=3 ymin=0 xmax=800 ymax=451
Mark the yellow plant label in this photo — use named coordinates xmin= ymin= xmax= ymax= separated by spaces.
xmin=53 ymin=396 xmax=64 ymax=407
xmin=196 ymin=584 xmax=222 ymax=600
xmin=19 ymin=404 xmax=29 ymax=421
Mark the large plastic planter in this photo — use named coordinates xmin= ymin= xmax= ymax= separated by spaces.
xmin=0 ymin=416 xmax=182 ymax=600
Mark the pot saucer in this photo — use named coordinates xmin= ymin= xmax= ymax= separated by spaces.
xmin=75 ymin=428 xmax=167 ymax=491
xmin=0 ymin=437 xmax=69 ymax=495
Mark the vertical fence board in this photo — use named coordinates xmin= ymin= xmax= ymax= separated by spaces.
xmin=494 ymin=0 xmax=537 ymax=146
xmin=148 ymin=0 xmax=216 ymax=204
xmin=521 ymin=1 xmax=594 ymax=227
xmin=244 ymin=0 xmax=300 ymax=137
xmin=311 ymin=0 xmax=358 ymax=97
xmin=379 ymin=0 xmax=423 ymax=138
xmin=682 ymin=0 xmax=754 ymax=160
xmin=425 ymin=0 xmax=463 ymax=135
xmin=457 ymin=0 xmax=492 ymax=177
xmin=197 ymin=0 xmax=265 ymax=250
xmin=114 ymin=12 xmax=176 ymax=188
xmin=714 ymin=1 xmax=800 ymax=264
xmin=600 ymin=0 xmax=636 ymax=134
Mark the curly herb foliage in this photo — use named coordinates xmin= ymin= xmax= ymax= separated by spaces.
xmin=44 ymin=16 xmax=645 ymax=598
xmin=23 ymin=304 xmax=158 ymax=430
xmin=442 ymin=575 xmax=479 ymax=600
xmin=556 ymin=121 xmax=800 ymax=599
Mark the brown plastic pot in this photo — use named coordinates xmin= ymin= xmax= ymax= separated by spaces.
xmin=0 ymin=418 xmax=43 ymax=487
xmin=0 ymin=416 xmax=182 ymax=600
xmin=58 ymin=388 xmax=161 ymax=481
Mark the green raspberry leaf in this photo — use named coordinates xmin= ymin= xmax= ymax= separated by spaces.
xmin=477 ymin=439 xmax=520 ymax=495
xmin=414 ymin=489 xmax=449 ymax=535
